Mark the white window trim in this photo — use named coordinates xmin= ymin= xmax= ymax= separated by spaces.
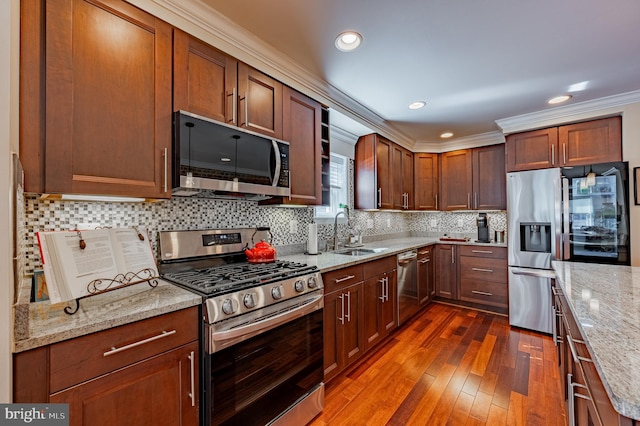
xmin=314 ymin=152 xmax=349 ymax=223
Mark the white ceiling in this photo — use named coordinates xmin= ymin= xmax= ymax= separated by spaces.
xmin=196 ymin=0 xmax=640 ymax=145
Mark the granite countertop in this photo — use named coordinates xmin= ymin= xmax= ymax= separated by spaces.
xmin=552 ymin=261 xmax=640 ymax=420
xmin=13 ymin=236 xmax=505 ymax=353
xmin=280 ymin=236 xmax=506 ymax=272
xmin=13 ymin=279 xmax=202 ymax=353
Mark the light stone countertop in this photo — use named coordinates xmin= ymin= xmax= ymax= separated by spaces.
xmin=552 ymin=261 xmax=640 ymax=420
xmin=13 ymin=279 xmax=202 ymax=353
xmin=12 ymin=236 xmax=506 ymax=353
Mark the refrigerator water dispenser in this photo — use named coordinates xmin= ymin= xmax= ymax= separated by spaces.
xmin=520 ymin=222 xmax=551 ymax=253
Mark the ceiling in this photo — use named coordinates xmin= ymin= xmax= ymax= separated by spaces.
xmin=197 ymin=0 xmax=640 ymax=145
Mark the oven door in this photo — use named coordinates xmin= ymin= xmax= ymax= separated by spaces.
xmin=204 ymin=293 xmax=324 ymax=426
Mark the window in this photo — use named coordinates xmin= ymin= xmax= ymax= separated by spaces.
xmin=315 ymin=153 xmax=349 ymax=220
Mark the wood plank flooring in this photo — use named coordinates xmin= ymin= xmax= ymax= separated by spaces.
xmin=310 ymin=302 xmax=566 ymax=426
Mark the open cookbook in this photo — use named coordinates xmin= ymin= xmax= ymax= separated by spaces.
xmin=36 ymin=227 xmax=157 ymax=304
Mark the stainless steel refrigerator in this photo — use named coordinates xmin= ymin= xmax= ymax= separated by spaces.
xmin=507 ymin=162 xmax=630 ymax=333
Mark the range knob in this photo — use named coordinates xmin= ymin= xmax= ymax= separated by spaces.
xmin=307 ymin=276 xmax=317 ymax=289
xmin=243 ymin=293 xmax=257 ymax=309
xmin=271 ymin=286 xmax=284 ymax=300
xmin=221 ymin=299 xmax=237 ymax=315
xmin=294 ymin=279 xmax=305 ymax=293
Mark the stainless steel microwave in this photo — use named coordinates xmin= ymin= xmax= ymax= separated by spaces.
xmin=172 ymin=111 xmax=290 ymax=200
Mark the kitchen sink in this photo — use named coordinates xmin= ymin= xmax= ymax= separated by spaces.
xmin=333 ymin=247 xmax=387 ymax=256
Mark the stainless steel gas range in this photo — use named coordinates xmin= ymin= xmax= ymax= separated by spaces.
xmin=158 ymin=228 xmax=324 ymax=426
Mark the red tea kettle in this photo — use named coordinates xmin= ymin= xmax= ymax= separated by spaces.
xmin=245 ymin=227 xmax=276 ymax=263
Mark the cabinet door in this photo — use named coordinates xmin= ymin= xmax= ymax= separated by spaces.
xmin=402 ymin=149 xmax=414 ymax=209
xmin=392 ymin=144 xmax=404 ymax=209
xmin=278 ymin=87 xmax=322 ymax=205
xmin=50 ymin=342 xmax=199 ymax=426
xmin=414 ymin=153 xmax=439 ymax=210
xmin=417 ymin=247 xmax=433 ymax=305
xmin=435 ymin=245 xmax=458 ymax=299
xmin=45 ymin=0 xmax=172 ymax=198
xmin=341 ymin=283 xmax=364 ymax=367
xmin=440 ymin=150 xmax=473 ymax=210
xmin=237 ymin=63 xmax=283 ymax=139
xmin=505 ymin=127 xmax=558 ymax=172
xmin=472 ymin=144 xmax=506 ymax=210
xmin=173 ymin=29 xmax=237 ymax=124
xmin=363 ymin=271 xmax=396 ymax=352
xmin=376 ymin=137 xmax=394 ymax=209
xmin=559 ymin=117 xmax=622 ymax=167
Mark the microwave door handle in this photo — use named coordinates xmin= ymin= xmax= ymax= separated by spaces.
xmin=271 ymin=140 xmax=282 ymax=187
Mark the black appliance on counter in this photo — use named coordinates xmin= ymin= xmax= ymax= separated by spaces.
xmin=476 ymin=212 xmax=490 ymax=243
xmin=158 ymin=228 xmax=324 ymax=426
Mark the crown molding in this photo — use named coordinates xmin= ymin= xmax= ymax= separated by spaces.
xmin=132 ymin=0 xmax=414 ymax=147
xmin=496 ymin=90 xmax=640 ymax=135
xmin=414 ymin=131 xmax=505 ymax=153
xmin=330 ymin=125 xmax=359 ymax=146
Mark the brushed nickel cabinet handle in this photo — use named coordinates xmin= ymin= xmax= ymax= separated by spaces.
xmin=188 ymin=351 xmax=196 ymax=406
xmin=379 ymin=277 xmax=385 ymax=301
xmin=552 ymin=144 xmax=555 ymax=165
xmin=232 ymin=88 xmax=237 ymax=125
xmin=418 ymin=249 xmax=430 ymax=255
xmin=378 ymin=188 xmax=382 ymax=208
xmin=419 ymin=258 xmax=431 ymax=263
xmin=103 ymin=330 xmax=176 ymax=357
xmin=435 ymin=194 xmax=438 ymax=210
xmin=467 ymin=193 xmax=471 ymax=209
xmin=451 ymin=246 xmax=455 ymax=264
xmin=471 ymin=249 xmax=493 ymax=254
xmin=345 ymin=291 xmax=351 ymax=322
xmin=563 ymin=143 xmax=566 ymax=165
xmin=338 ymin=293 xmax=345 ymax=325
xmin=471 ymin=267 xmax=494 ymax=273
xmin=474 ymin=192 xmax=478 ymax=209
xmin=471 ymin=290 xmax=493 ymax=296
xmin=566 ymin=335 xmax=592 ymax=363
xmin=163 ymin=147 xmax=168 ymax=193
xmin=335 ymin=274 xmax=356 ymax=284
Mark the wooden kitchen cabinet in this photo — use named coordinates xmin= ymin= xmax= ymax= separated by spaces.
xmin=261 ymin=86 xmax=323 ymax=206
xmin=355 ymin=133 xmax=413 ymax=210
xmin=13 ymin=307 xmax=200 ymax=426
xmin=435 ymin=244 xmax=458 ymax=300
xmin=417 ymin=246 xmax=435 ymax=305
xmin=362 ymin=256 xmax=397 ymax=352
xmin=552 ymin=284 xmax=629 ymax=426
xmin=322 ymin=266 xmax=365 ymax=382
xmin=505 ymin=116 xmax=622 ymax=172
xmin=173 ymin=31 xmax=283 ymax=140
xmin=414 ymin=153 xmax=439 ymax=210
xmin=440 ymin=145 xmax=506 ymax=211
xmin=20 ymin=0 xmax=173 ymax=198
xmin=458 ymin=245 xmax=507 ymax=313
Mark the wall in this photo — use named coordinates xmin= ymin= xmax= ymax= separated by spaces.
xmin=1 ymin=0 xmax=18 ymax=403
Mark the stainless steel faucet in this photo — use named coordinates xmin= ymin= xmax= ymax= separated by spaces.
xmin=330 ymin=207 xmax=349 ymax=251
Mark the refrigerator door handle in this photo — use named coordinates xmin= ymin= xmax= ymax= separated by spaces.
xmin=562 ymin=177 xmax=570 ymax=260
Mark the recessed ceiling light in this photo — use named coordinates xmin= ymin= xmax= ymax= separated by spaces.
xmin=408 ymin=101 xmax=426 ymax=110
xmin=335 ymin=31 xmax=362 ymax=52
xmin=440 ymin=132 xmax=454 ymax=139
xmin=547 ymin=94 xmax=572 ymax=105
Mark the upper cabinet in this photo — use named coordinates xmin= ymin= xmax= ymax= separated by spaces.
xmin=21 ymin=0 xmax=173 ymax=198
xmin=261 ymin=87 xmax=324 ymax=206
xmin=440 ymin=145 xmax=506 ymax=211
xmin=173 ymin=30 xmax=283 ymax=140
xmin=355 ymin=134 xmax=413 ymax=210
xmin=505 ymin=116 xmax=622 ymax=172
xmin=414 ymin=153 xmax=439 ymax=210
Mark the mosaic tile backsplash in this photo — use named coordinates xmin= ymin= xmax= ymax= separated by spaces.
xmin=20 ymin=160 xmax=506 ymax=276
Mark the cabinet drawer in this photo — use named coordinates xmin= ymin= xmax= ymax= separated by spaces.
xmin=417 ymin=246 xmax=433 ymax=259
xmin=50 ymin=307 xmax=199 ymax=392
xmin=323 ymin=265 xmax=364 ymax=293
xmin=460 ymin=256 xmax=507 ymax=283
xmin=458 ymin=245 xmax=506 ymax=259
xmin=363 ymin=255 xmax=396 ymax=279
xmin=459 ymin=279 xmax=508 ymax=307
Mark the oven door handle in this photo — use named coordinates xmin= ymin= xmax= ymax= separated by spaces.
xmin=210 ymin=294 xmax=323 ymax=351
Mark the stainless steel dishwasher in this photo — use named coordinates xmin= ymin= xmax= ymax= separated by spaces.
xmin=397 ymin=249 xmax=418 ymax=326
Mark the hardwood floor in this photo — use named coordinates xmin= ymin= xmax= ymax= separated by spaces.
xmin=310 ymin=302 xmax=566 ymax=426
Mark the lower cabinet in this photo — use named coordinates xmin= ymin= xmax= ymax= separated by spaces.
xmin=323 ymin=265 xmax=365 ymax=382
xmin=417 ymin=246 xmax=435 ymax=305
xmin=435 ymin=244 xmax=458 ymax=300
xmin=552 ymin=284 xmax=630 ymax=426
xmin=363 ymin=256 xmax=397 ymax=352
xmin=13 ymin=307 xmax=200 ymax=426
xmin=458 ymin=245 xmax=508 ymax=312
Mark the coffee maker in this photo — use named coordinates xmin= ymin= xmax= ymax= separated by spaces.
xmin=476 ymin=213 xmax=490 ymax=243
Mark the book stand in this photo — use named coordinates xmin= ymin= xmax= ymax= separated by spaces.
xmin=64 ymin=267 xmax=159 ymax=315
